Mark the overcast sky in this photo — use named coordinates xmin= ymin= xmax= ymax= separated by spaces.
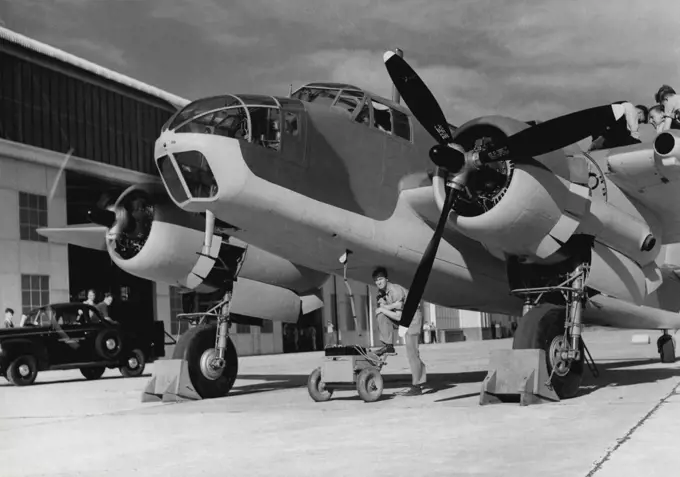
xmin=3 ymin=0 xmax=679 ymax=126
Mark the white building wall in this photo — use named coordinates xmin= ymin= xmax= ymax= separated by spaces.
xmin=0 ymin=154 xmax=69 ymax=321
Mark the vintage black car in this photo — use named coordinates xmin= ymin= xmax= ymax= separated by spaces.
xmin=0 ymin=302 xmax=166 ymax=386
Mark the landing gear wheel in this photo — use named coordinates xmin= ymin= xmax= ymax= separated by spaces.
xmin=307 ymin=367 xmax=333 ymax=402
xmin=7 ymin=355 xmax=38 ymax=386
xmin=120 ymin=349 xmax=146 ymax=377
xmin=658 ymin=334 xmax=676 ymax=363
xmin=513 ymin=305 xmax=584 ymax=399
xmin=356 ymin=367 xmax=384 ymax=402
xmin=172 ymin=324 xmax=238 ymax=399
xmin=94 ymin=329 xmax=123 ymax=360
xmin=80 ymin=366 xmax=105 ymax=380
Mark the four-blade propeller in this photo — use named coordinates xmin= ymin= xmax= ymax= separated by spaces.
xmin=383 ymin=50 xmax=625 ymax=329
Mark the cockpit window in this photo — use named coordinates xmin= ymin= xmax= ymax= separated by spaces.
xmin=353 ymin=98 xmax=412 ymax=141
xmin=291 ymin=87 xmax=339 ymax=106
xmin=167 ymin=96 xmax=241 ymax=131
xmin=332 ymin=90 xmax=364 ymax=116
xmin=248 ymin=106 xmax=281 ymax=151
xmin=176 ymin=107 xmax=249 ymax=140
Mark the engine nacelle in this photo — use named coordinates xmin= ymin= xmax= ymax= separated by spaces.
xmin=106 ymin=183 xmax=328 ymax=296
xmin=432 ymin=116 xmax=660 ymax=267
xmin=432 ymin=116 xmax=588 ymax=262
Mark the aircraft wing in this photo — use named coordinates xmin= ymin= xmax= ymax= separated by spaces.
xmin=600 ymin=127 xmax=680 ymax=243
xmin=37 ymin=224 xmax=108 ymax=251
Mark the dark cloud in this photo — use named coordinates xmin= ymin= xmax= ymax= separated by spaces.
xmin=3 ymin=0 xmax=679 ymax=123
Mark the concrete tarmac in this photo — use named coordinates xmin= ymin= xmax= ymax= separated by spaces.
xmin=1 ymin=328 xmax=679 ymax=477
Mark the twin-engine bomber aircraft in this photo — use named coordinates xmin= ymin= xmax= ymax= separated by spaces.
xmin=132 ymin=50 xmax=680 ymax=401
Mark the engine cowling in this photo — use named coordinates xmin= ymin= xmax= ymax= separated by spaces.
xmin=432 ymin=116 xmax=589 ymax=263
xmin=106 ymin=183 xmax=328 ymax=296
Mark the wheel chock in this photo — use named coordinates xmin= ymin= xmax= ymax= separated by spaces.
xmin=479 ymin=349 xmax=560 ymax=406
xmin=141 ymin=359 xmax=202 ymax=403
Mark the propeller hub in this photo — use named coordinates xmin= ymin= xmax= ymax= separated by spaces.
xmin=87 ymin=208 xmax=116 ymax=228
xmin=429 ymin=144 xmax=466 ymax=173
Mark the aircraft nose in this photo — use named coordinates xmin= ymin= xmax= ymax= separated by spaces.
xmin=154 ymin=132 xmax=250 ymax=210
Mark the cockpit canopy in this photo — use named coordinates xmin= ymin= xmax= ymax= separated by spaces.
xmin=162 ymin=94 xmax=299 ymax=153
xmin=291 ymin=82 xmax=413 ymax=141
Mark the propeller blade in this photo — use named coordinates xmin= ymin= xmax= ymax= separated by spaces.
xmin=480 ymin=104 xmax=625 ymax=163
xmin=400 ymin=186 xmax=458 ymax=329
xmin=384 ymin=51 xmax=454 ymax=145
xmin=87 ymin=208 xmax=116 ymax=228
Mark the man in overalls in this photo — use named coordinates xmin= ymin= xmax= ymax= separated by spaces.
xmin=372 ymin=267 xmax=427 ymax=396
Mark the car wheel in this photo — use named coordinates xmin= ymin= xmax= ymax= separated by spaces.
xmin=80 ymin=367 xmax=106 ymax=380
xmin=7 ymin=355 xmax=38 ymax=386
xmin=94 ymin=329 xmax=123 ymax=360
xmin=120 ymin=349 xmax=146 ymax=378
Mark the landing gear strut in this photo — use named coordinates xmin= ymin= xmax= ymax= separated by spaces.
xmin=511 ymin=263 xmax=597 ymax=399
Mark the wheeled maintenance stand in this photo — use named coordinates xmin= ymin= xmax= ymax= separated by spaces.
xmin=306 ymin=249 xmax=389 ymax=403
xmin=307 ymin=345 xmax=388 ymax=403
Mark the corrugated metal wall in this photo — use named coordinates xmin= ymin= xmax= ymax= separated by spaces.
xmin=435 ymin=306 xmax=460 ymax=330
xmin=0 ymin=49 xmax=174 ymax=175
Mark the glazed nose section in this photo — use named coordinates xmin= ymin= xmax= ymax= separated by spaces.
xmin=157 ymin=150 xmax=217 ymax=203
xmin=154 ymin=132 xmax=250 ymax=211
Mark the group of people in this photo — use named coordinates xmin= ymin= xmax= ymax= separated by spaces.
xmin=588 ymin=84 xmax=680 ymax=151
xmin=1 ymin=289 xmax=114 ymax=329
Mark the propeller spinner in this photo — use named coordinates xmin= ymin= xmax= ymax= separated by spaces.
xmin=383 ymin=50 xmax=626 ymax=329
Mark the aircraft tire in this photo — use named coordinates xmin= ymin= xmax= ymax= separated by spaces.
xmin=512 ymin=305 xmax=584 ymax=399
xmin=172 ymin=324 xmax=239 ymax=399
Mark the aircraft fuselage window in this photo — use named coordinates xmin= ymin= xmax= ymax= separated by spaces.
xmin=354 ymin=101 xmax=370 ymax=125
xmin=372 ymin=101 xmax=392 ymax=133
xmin=248 ymin=106 xmax=281 ymax=152
xmin=391 ymin=109 xmax=411 ymax=141
xmin=366 ymin=99 xmax=412 ymax=141
xmin=284 ymin=112 xmax=299 ymax=137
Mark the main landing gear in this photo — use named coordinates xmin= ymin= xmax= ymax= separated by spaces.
xmin=481 ymin=262 xmax=599 ymax=405
xmin=142 ymin=286 xmax=240 ymax=402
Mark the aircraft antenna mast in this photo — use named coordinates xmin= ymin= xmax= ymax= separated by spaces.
xmin=392 ymin=48 xmax=404 ymax=104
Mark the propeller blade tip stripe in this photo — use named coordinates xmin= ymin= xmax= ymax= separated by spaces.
xmin=383 ymin=50 xmax=396 ymax=63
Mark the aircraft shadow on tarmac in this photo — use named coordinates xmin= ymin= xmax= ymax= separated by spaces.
xmin=576 ymin=358 xmax=680 ymax=397
xmin=0 ymin=372 xmax=152 ymax=387
xmin=232 ymin=357 xmax=679 ymax=402
xmin=232 ymin=370 xmax=487 ymax=401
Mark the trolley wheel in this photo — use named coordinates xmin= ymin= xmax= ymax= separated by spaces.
xmin=356 ymin=367 xmax=383 ymax=403
xmin=307 ymin=367 xmax=333 ymax=402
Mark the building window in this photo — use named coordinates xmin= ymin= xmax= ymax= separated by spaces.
xmin=261 ymin=319 xmax=274 ymax=334
xmin=19 ymin=192 xmax=48 ymax=242
xmin=21 ymin=274 xmax=50 ymax=315
xmin=169 ymin=286 xmax=190 ymax=336
xmin=236 ymin=323 xmax=250 ymax=334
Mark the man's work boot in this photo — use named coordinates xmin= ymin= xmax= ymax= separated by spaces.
xmin=374 ymin=344 xmax=396 ymax=357
xmin=397 ymin=385 xmax=422 ymax=397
